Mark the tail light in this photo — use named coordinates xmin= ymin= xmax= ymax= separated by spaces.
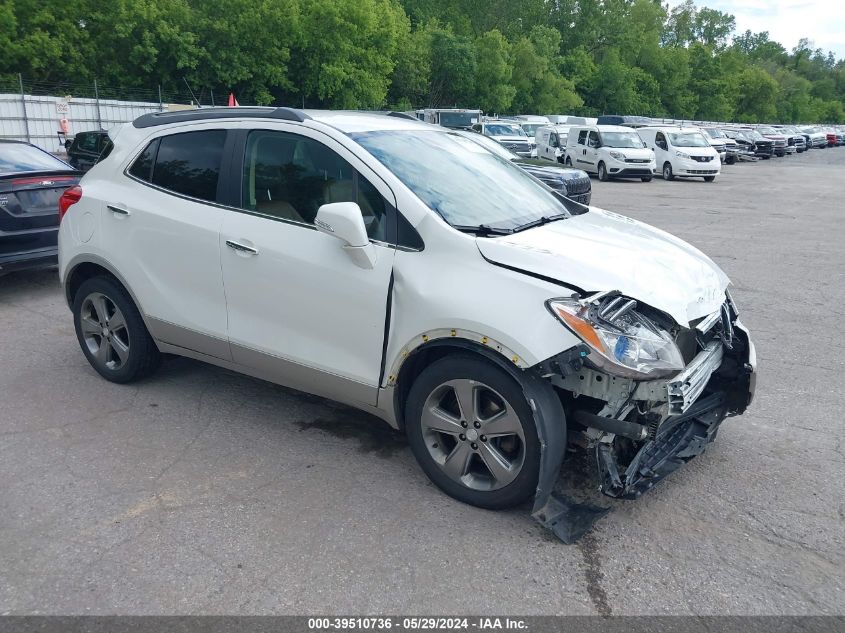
xmin=58 ymin=185 xmax=82 ymax=222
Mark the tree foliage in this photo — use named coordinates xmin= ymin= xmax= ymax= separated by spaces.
xmin=1 ymin=0 xmax=843 ymax=121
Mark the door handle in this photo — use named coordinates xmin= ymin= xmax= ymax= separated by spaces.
xmin=107 ymin=204 xmax=130 ymax=216
xmin=226 ymin=240 xmax=258 ymax=255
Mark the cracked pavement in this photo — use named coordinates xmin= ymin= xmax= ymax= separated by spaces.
xmin=1 ymin=150 xmax=843 ymax=615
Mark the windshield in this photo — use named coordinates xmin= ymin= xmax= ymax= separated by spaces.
xmin=601 ymin=131 xmax=644 ymax=148
xmin=520 ymin=123 xmax=544 ymax=136
xmin=757 ymin=127 xmax=778 ymax=135
xmin=703 ymin=128 xmax=726 ymax=139
xmin=454 ymin=130 xmax=518 ymax=161
xmin=0 ymin=142 xmax=72 ymax=174
xmin=352 ymin=130 xmax=569 ymax=231
xmin=668 ymin=132 xmax=710 ymax=147
xmin=484 ymin=124 xmax=526 ymax=137
xmin=438 ymin=112 xmax=478 ymax=128
xmin=801 ymin=126 xmax=819 ymax=133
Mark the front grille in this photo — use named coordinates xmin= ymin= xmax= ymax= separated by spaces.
xmin=773 ymin=139 xmax=786 ymax=147
xmin=686 ymin=169 xmax=719 ymax=174
xmin=564 ymin=177 xmax=591 ymax=195
xmin=503 ymin=141 xmax=530 ymax=153
xmin=624 ymin=158 xmax=650 ymax=163
xmin=712 ymin=143 xmax=726 ymax=152
xmin=691 ymin=155 xmax=714 ymax=163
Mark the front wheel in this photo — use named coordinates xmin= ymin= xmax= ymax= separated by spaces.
xmin=405 ymin=355 xmax=540 ymax=510
xmin=73 ymin=276 xmax=162 ymax=383
xmin=663 ymin=162 xmax=674 ymax=181
xmin=565 ymin=156 xmax=573 ymax=167
xmin=597 ymin=161 xmax=609 ymax=182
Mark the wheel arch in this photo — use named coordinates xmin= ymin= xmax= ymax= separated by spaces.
xmin=64 ymin=255 xmax=145 ymax=322
xmin=389 ymin=336 xmax=527 ymax=432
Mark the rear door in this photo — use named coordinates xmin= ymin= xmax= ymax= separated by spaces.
xmin=98 ymin=128 xmax=231 ymax=359
xmin=219 ymin=126 xmax=396 ymax=405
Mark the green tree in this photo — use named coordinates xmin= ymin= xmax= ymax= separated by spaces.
xmin=474 ymin=29 xmax=515 ymax=113
xmin=734 ymin=66 xmax=778 ymax=122
xmin=289 ymin=0 xmax=408 ymax=108
xmin=428 ymin=27 xmax=476 ymax=107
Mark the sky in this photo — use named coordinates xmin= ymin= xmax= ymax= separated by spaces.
xmin=676 ymin=0 xmax=845 ymax=60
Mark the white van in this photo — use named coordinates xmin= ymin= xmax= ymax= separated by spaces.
xmin=638 ymin=127 xmax=721 ymax=182
xmin=564 ymin=125 xmax=655 ymax=181
xmin=535 ymin=125 xmax=570 ymax=162
xmin=510 ymin=115 xmax=550 ymax=150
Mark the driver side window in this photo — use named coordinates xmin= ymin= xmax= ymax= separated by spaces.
xmin=655 ymin=132 xmax=668 ymax=150
xmin=587 ymin=131 xmax=600 ymax=148
xmin=241 ymin=130 xmax=387 ymax=241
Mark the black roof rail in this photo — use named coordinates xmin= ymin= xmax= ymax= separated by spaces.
xmin=132 ymin=106 xmax=311 ymax=129
xmin=386 ymin=111 xmax=419 ymax=121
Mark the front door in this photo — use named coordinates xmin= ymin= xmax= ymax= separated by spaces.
xmin=220 ymin=127 xmax=396 ymax=406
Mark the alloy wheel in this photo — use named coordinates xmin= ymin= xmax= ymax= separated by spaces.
xmin=420 ymin=379 xmax=526 ymax=491
xmin=79 ymin=292 xmax=130 ymax=371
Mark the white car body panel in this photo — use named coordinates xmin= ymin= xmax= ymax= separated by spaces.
xmin=639 ymin=127 xmax=721 ymax=179
xmin=475 ymin=208 xmax=729 ymax=325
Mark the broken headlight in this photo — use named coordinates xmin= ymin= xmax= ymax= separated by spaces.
xmin=547 ymin=296 xmax=685 ymax=379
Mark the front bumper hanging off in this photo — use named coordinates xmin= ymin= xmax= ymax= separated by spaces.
xmin=526 ymin=312 xmax=756 ymax=543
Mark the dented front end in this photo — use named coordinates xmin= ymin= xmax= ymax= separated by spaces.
xmin=536 ymin=292 xmax=756 ymax=502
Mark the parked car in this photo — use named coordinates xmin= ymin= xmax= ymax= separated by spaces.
xmin=799 ymin=126 xmax=828 ymax=149
xmin=509 ymin=115 xmax=551 ymax=146
xmin=699 ymin=127 xmax=728 ymax=163
xmin=422 ymin=108 xmax=482 ymax=129
xmin=724 ymin=128 xmax=774 ymax=159
xmin=0 ymin=140 xmax=81 ymax=274
xmin=58 ymin=108 xmax=755 ymax=540
xmin=755 ymin=126 xmax=788 ymax=157
xmin=471 ymin=121 xmax=535 ymax=157
xmin=772 ymin=125 xmax=806 ymax=153
xmin=454 ymin=129 xmax=591 ymax=205
xmin=595 ymin=115 xmax=652 ymax=128
xmin=66 ymin=130 xmax=113 ymax=172
xmin=564 ymin=125 xmax=655 ymax=181
xmin=702 ymin=127 xmax=738 ymax=163
xmin=545 ymin=115 xmax=591 ymax=126
xmin=534 ymin=124 xmax=570 ymax=163
xmin=638 ymin=126 xmax=721 ymax=182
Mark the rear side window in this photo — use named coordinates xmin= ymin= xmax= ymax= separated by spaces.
xmin=144 ymin=130 xmax=226 ymax=202
xmin=128 ymin=139 xmax=159 ymax=182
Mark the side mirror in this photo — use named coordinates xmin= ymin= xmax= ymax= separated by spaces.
xmin=315 ymin=202 xmax=376 ymax=269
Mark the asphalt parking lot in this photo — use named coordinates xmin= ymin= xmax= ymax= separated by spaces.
xmin=1 ymin=149 xmax=844 ymax=616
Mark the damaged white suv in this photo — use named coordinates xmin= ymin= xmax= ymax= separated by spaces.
xmin=58 ymin=108 xmax=756 ymax=541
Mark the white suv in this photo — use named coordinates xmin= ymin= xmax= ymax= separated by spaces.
xmin=58 ymin=108 xmax=756 ymax=541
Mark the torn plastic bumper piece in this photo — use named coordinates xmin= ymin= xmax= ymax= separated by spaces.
xmin=519 ymin=368 xmax=610 ymax=544
xmin=597 ymin=392 xmax=728 ymax=499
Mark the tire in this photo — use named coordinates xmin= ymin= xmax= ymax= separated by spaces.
xmin=565 ymin=156 xmax=572 ymax=167
xmin=726 ymin=156 xmax=736 ymax=165
xmin=641 ymin=176 xmax=652 ymax=182
xmin=762 ymin=155 xmax=771 ymax=160
xmin=405 ymin=355 xmax=541 ymax=510
xmin=662 ymin=162 xmax=674 ymax=181
xmin=704 ymin=176 xmax=716 ymax=182
xmin=597 ymin=161 xmax=609 ymax=182
xmin=72 ymin=276 xmax=161 ymax=383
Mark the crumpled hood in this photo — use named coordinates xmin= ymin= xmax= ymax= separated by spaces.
xmin=476 ymin=208 xmax=729 ymax=325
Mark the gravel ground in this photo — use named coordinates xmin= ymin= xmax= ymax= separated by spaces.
xmin=1 ymin=149 xmax=843 ymax=615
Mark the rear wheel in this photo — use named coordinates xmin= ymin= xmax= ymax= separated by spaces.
xmin=597 ymin=161 xmax=609 ymax=182
xmin=405 ymin=355 xmax=540 ymax=510
xmin=73 ymin=276 xmax=161 ymax=383
xmin=663 ymin=162 xmax=674 ymax=181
